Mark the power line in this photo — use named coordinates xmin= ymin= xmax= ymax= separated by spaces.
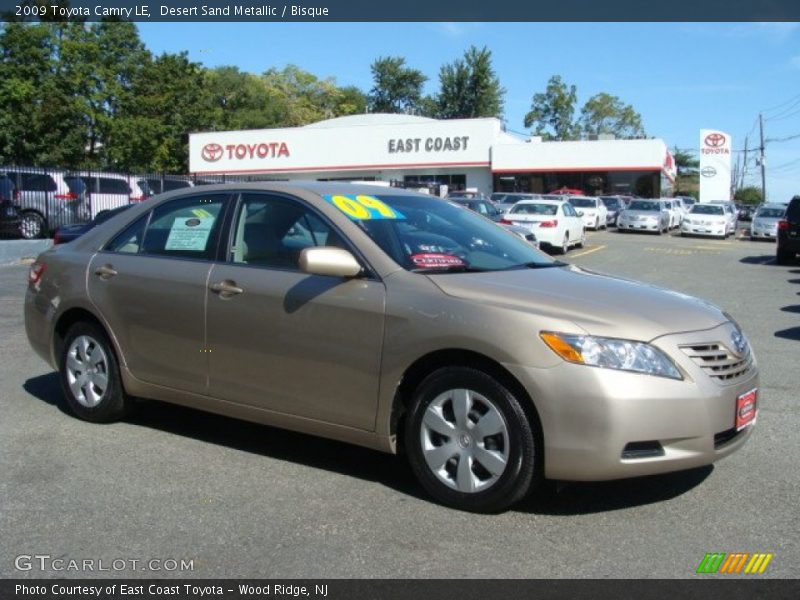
xmin=761 ymin=92 xmax=800 ymax=115
xmin=765 ymin=132 xmax=800 ymax=143
xmin=766 ymin=105 xmax=800 ymax=123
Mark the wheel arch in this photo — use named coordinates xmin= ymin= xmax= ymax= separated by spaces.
xmin=389 ymin=348 xmax=544 ymax=464
xmin=53 ymin=307 xmax=116 ymax=369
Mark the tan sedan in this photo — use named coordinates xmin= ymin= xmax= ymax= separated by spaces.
xmin=25 ymin=183 xmax=758 ymax=512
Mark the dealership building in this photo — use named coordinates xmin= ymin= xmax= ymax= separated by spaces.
xmin=189 ymin=114 xmax=676 ymax=197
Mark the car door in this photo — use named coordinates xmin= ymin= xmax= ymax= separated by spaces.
xmin=205 ymin=192 xmax=386 ymax=430
xmin=562 ymin=203 xmax=582 ymax=241
xmin=87 ymin=192 xmax=233 ymax=394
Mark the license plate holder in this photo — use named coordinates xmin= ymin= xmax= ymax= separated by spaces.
xmin=735 ymin=388 xmax=757 ymax=431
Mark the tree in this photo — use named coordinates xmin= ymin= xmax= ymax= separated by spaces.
xmin=367 ymin=56 xmax=427 ymax=114
xmin=734 ymin=186 xmax=763 ymax=205
xmin=335 ymin=85 xmax=368 ymax=117
xmin=672 ymin=146 xmax=699 ymax=173
xmin=579 ymin=92 xmax=644 ymax=138
xmin=436 ymin=46 xmax=504 ymax=119
xmin=109 ymin=52 xmax=213 ymax=172
xmin=523 ymin=75 xmax=580 ymax=140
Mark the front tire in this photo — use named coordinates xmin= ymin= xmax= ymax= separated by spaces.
xmin=59 ymin=321 xmax=130 ymax=423
xmin=405 ymin=367 xmax=538 ymax=513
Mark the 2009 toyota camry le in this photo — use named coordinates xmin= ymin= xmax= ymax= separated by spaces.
xmin=25 ymin=182 xmax=758 ymax=512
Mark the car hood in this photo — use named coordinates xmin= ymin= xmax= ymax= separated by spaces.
xmin=427 ymin=265 xmax=727 ymax=341
xmin=622 ymin=210 xmax=662 ymax=218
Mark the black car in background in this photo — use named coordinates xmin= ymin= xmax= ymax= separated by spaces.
xmin=449 ymin=197 xmax=504 ymax=221
xmin=0 ymin=174 xmax=21 ymax=237
xmin=599 ymin=195 xmax=625 ymax=226
xmin=52 ymin=203 xmax=134 ymax=245
xmin=777 ymin=196 xmax=800 ymax=264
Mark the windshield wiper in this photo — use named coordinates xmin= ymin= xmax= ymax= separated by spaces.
xmin=503 ymin=261 xmax=567 ymax=270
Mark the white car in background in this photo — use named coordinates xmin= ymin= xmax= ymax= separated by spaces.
xmin=502 ymin=199 xmax=585 ymax=254
xmin=662 ymin=199 xmax=682 ymax=229
xmin=681 ymin=203 xmax=732 ymax=239
xmin=568 ymin=196 xmax=608 ymax=230
xmin=708 ymin=200 xmax=738 ymax=234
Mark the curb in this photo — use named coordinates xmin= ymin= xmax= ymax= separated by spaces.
xmin=0 ymin=239 xmax=52 ymax=265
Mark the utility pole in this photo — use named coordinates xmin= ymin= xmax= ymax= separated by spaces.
xmin=741 ymin=136 xmax=749 ymax=190
xmin=759 ymin=113 xmax=766 ymax=202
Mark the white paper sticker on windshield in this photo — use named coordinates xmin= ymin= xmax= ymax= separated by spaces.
xmin=164 ymin=216 xmax=214 ymax=251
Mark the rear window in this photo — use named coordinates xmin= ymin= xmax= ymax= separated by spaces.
xmin=570 ymin=198 xmax=596 ymax=208
xmin=509 ymin=203 xmax=559 ymax=216
xmin=756 ymin=208 xmax=784 ymax=219
xmin=787 ymin=198 xmax=800 ymax=221
xmin=19 ymin=173 xmax=57 ymax=192
xmin=98 ymin=177 xmax=131 ymax=195
xmin=64 ymin=177 xmax=87 ymax=196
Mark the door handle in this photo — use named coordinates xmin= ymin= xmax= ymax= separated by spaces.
xmin=94 ymin=264 xmax=118 ymax=279
xmin=209 ymin=280 xmax=244 ymax=297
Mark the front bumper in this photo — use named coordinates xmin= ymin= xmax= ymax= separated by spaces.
xmin=618 ymin=219 xmax=660 ymax=232
xmin=681 ymin=222 xmax=726 ymax=237
xmin=504 ymin=322 xmax=758 ymax=481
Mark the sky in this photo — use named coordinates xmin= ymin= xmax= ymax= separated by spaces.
xmin=137 ymin=22 xmax=800 ymax=202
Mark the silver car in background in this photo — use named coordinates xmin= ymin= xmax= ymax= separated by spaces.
xmin=617 ymin=199 xmax=670 ymax=234
xmin=750 ymin=204 xmax=786 ymax=241
xmin=493 ymin=192 xmax=541 ymax=214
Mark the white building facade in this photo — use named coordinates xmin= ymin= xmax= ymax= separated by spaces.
xmin=189 ymin=114 xmax=676 ymax=198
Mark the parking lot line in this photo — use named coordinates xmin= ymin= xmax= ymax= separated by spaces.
xmin=571 ymin=245 xmax=606 ymax=258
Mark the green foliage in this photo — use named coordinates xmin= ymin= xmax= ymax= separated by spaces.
xmin=734 ymin=186 xmax=763 ymax=204
xmin=672 ymin=146 xmax=699 ymax=172
xmin=580 ymin=92 xmax=644 ymax=138
xmin=436 ymin=46 xmax=504 ymax=119
xmin=524 ymin=75 xmax=580 ymax=140
xmin=525 ymin=75 xmax=646 ymax=141
xmin=367 ymin=56 xmax=427 ymax=114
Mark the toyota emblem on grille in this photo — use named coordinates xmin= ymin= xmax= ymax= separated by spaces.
xmin=731 ymin=330 xmax=747 ymax=357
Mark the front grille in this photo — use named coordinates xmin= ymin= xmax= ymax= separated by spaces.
xmin=679 ymin=341 xmax=753 ymax=383
xmin=714 ymin=427 xmax=742 ymax=449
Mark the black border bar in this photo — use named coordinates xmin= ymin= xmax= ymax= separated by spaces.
xmin=2 ymin=0 xmax=800 ymax=21
xmin=3 ymin=579 xmax=800 ymax=600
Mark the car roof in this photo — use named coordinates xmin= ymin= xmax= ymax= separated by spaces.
xmin=759 ymin=203 xmax=786 ymax=209
xmin=515 ymin=198 xmax=564 ymax=206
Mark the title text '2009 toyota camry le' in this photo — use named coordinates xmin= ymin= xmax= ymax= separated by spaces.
xmin=25 ymin=183 xmax=758 ymax=512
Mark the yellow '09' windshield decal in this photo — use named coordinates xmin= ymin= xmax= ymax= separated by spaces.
xmin=322 ymin=194 xmax=406 ymax=220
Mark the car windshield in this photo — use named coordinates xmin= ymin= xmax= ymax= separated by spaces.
xmin=682 ymin=198 xmax=696 ymax=206
xmin=628 ymin=201 xmax=661 ymax=212
xmin=756 ymin=208 xmax=784 ymax=219
xmin=508 ymin=203 xmax=559 ymax=216
xmin=570 ymin=198 xmax=596 ymax=208
xmin=691 ymin=205 xmax=724 ymax=215
xmin=600 ymin=197 xmax=620 ymax=208
xmin=329 ymin=194 xmax=555 ymax=272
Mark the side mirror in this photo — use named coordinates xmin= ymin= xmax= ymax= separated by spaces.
xmin=299 ymin=247 xmax=362 ymax=278
xmin=576 ymin=211 xmax=584 ymax=217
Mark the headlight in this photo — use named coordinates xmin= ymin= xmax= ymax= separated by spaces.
xmin=540 ymin=332 xmax=683 ymax=379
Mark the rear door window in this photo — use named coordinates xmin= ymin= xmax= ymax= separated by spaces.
xmin=98 ymin=178 xmax=131 ymax=195
xmin=786 ymin=199 xmax=800 ymax=222
xmin=140 ymin=194 xmax=229 ymax=260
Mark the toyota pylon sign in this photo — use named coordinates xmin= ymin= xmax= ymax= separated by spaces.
xmin=699 ymin=129 xmax=732 ymax=202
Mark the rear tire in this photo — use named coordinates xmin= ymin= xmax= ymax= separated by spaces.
xmin=776 ymin=246 xmax=794 ymax=265
xmin=560 ymin=233 xmax=569 ymax=254
xmin=405 ymin=367 xmax=538 ymax=513
xmin=59 ymin=321 xmax=130 ymax=423
xmin=20 ymin=211 xmax=45 ymax=240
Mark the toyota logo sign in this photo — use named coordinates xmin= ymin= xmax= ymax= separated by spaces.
xmin=700 ymin=166 xmax=717 ymax=178
xmin=201 ymin=143 xmax=224 ymax=162
xmin=704 ymin=133 xmax=726 ymax=148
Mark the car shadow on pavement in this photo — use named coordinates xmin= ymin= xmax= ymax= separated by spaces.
xmin=22 ymin=372 xmax=74 ymax=417
xmin=24 ymin=372 xmax=716 ymax=513
xmin=780 ymin=305 xmax=800 ymax=314
xmin=22 ymin=372 xmax=428 ymax=501
xmin=739 ymin=255 xmax=778 ymax=265
xmin=517 ymin=466 xmax=713 ymax=515
xmin=775 ymin=327 xmax=800 ymax=341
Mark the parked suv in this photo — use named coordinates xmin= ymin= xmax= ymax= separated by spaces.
xmin=1 ymin=168 xmax=89 ymax=238
xmin=776 ymin=196 xmax=800 ymax=264
xmin=0 ymin=173 xmax=21 ymax=238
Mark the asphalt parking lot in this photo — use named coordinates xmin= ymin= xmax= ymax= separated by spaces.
xmin=1 ymin=229 xmax=798 ymax=579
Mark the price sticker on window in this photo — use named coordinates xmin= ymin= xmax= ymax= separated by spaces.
xmin=322 ymin=194 xmax=405 ymax=221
